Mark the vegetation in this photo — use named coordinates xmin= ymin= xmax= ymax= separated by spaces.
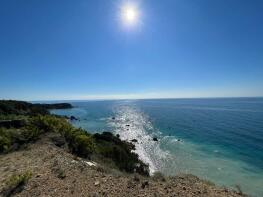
xmin=0 ymin=100 xmax=48 ymax=115
xmin=0 ymin=100 xmax=149 ymax=176
xmin=34 ymin=103 xmax=72 ymax=109
xmin=0 ymin=100 xmax=72 ymax=116
xmin=94 ymin=132 xmax=149 ymax=175
xmin=1 ymin=171 xmax=32 ymax=197
xmin=0 ymin=128 xmax=32 ymax=153
xmin=0 ymin=128 xmax=11 ymax=152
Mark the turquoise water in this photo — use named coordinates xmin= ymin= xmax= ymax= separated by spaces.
xmin=51 ymin=98 xmax=263 ymax=196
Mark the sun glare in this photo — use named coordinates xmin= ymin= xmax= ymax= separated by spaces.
xmin=121 ymin=3 xmax=139 ymax=27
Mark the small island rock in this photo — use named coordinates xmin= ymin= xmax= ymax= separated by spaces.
xmin=131 ymin=139 xmax=138 ymax=143
xmin=153 ymin=137 xmax=158 ymax=142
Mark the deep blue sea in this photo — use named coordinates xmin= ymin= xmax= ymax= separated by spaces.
xmin=50 ymin=98 xmax=263 ymax=196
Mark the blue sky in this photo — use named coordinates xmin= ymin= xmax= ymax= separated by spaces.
xmin=0 ymin=0 xmax=263 ymax=100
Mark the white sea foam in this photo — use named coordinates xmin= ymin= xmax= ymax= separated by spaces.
xmin=108 ymin=104 xmax=170 ymax=174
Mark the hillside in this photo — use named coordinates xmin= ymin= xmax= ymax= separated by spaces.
xmin=0 ymin=100 xmax=246 ymax=196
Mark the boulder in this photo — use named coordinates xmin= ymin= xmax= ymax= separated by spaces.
xmin=70 ymin=116 xmax=78 ymax=121
xmin=141 ymin=181 xmax=149 ymax=189
xmin=153 ymin=137 xmax=158 ymax=142
xmin=131 ymin=139 xmax=138 ymax=143
xmin=51 ymin=136 xmax=66 ymax=147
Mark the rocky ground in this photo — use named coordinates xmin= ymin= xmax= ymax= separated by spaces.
xmin=0 ymin=133 xmax=246 ymax=197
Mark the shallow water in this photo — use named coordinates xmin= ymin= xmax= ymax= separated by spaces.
xmin=51 ymin=98 xmax=263 ymax=196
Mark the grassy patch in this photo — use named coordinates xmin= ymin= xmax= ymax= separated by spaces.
xmin=0 ymin=128 xmax=11 ymax=153
xmin=1 ymin=171 xmax=32 ymax=197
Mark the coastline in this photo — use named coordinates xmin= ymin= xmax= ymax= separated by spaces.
xmin=50 ymin=98 xmax=263 ymax=197
xmin=0 ymin=100 xmax=247 ymax=196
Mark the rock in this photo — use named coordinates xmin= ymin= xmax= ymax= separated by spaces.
xmin=133 ymin=175 xmax=140 ymax=182
xmin=116 ymin=134 xmax=120 ymax=138
xmin=153 ymin=137 xmax=158 ymax=142
xmin=92 ymin=192 xmax=99 ymax=197
xmin=70 ymin=116 xmax=78 ymax=121
xmin=112 ymin=117 xmax=115 ymax=120
xmin=85 ymin=161 xmax=97 ymax=167
xmin=141 ymin=181 xmax=149 ymax=189
xmin=131 ymin=139 xmax=138 ymax=143
xmin=51 ymin=136 xmax=66 ymax=147
xmin=10 ymin=143 xmax=19 ymax=151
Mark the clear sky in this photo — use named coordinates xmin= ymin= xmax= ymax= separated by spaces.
xmin=0 ymin=0 xmax=263 ymax=100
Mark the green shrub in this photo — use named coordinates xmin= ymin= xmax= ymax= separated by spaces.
xmin=0 ymin=128 xmax=33 ymax=153
xmin=5 ymin=171 xmax=32 ymax=187
xmin=52 ymin=165 xmax=66 ymax=179
xmin=0 ymin=114 xmax=27 ymax=121
xmin=27 ymin=115 xmax=60 ymax=133
xmin=1 ymin=171 xmax=32 ymax=197
xmin=0 ymin=115 xmax=76 ymax=153
xmin=0 ymin=128 xmax=11 ymax=153
xmin=25 ymin=115 xmax=73 ymax=140
xmin=71 ymin=134 xmax=95 ymax=157
xmin=94 ymin=132 xmax=149 ymax=176
xmin=25 ymin=115 xmax=95 ymax=158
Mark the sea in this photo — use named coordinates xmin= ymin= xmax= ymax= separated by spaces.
xmin=50 ymin=98 xmax=263 ymax=196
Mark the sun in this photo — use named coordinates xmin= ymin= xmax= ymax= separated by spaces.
xmin=121 ymin=3 xmax=139 ymax=26
xmin=124 ymin=6 xmax=137 ymax=23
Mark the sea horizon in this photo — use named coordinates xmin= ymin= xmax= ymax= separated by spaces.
xmin=30 ymin=96 xmax=263 ymax=103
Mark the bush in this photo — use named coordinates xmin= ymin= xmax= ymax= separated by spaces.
xmin=23 ymin=115 xmax=96 ymax=158
xmin=94 ymin=132 xmax=149 ymax=176
xmin=71 ymin=134 xmax=95 ymax=158
xmin=25 ymin=115 xmax=73 ymax=140
xmin=1 ymin=171 xmax=32 ymax=197
xmin=0 ymin=115 xmax=76 ymax=153
xmin=0 ymin=128 xmax=11 ymax=153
